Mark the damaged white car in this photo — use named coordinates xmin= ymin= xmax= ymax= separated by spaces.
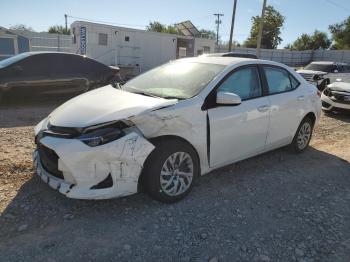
xmin=33 ymin=56 xmax=321 ymax=202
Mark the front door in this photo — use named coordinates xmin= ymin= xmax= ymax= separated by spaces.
xmin=208 ymin=65 xmax=270 ymax=167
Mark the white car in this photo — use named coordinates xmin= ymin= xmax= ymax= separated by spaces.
xmin=321 ymin=77 xmax=350 ymax=112
xmin=33 ymin=57 xmax=321 ymax=203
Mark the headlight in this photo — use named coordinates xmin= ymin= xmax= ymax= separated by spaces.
xmin=79 ymin=126 xmax=125 ymax=147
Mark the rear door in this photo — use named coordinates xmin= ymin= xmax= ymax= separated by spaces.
xmin=207 ymin=65 xmax=270 ymax=167
xmin=261 ymin=65 xmax=303 ymax=149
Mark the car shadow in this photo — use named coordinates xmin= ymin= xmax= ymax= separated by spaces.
xmin=324 ymin=110 xmax=350 ymax=123
xmin=1 ymin=145 xmax=349 ymax=262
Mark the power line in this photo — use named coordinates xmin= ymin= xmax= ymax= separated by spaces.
xmin=324 ymin=0 xmax=350 ymax=12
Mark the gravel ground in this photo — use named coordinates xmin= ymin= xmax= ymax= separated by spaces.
xmin=0 ymin=99 xmax=349 ymax=262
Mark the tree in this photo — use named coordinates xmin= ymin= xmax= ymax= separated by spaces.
xmin=311 ymin=30 xmax=331 ymax=49
xmin=290 ymin=34 xmax=313 ymax=50
xmin=48 ymin=25 xmax=70 ymax=35
xmin=198 ymin=29 xmax=216 ymax=39
xmin=9 ymin=24 xmax=34 ymax=31
xmin=243 ymin=5 xmax=285 ymax=49
xmin=146 ymin=21 xmax=179 ymax=34
xmin=289 ymin=31 xmax=331 ymax=50
xmin=329 ymin=16 xmax=350 ymax=50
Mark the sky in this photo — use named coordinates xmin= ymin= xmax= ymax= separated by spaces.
xmin=1 ymin=0 xmax=350 ymax=48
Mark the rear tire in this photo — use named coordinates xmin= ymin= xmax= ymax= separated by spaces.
xmin=290 ymin=117 xmax=314 ymax=153
xmin=143 ymin=139 xmax=199 ymax=203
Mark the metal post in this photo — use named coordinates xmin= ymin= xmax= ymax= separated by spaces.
xmin=256 ymin=0 xmax=267 ymax=58
xmin=57 ymin=34 xmax=60 ymax=52
xmin=214 ymin=13 xmax=224 ymax=48
xmin=228 ymin=0 xmax=238 ymax=52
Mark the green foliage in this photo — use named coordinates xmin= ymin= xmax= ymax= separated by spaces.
xmin=288 ymin=31 xmax=331 ymax=50
xmin=329 ymin=16 xmax=350 ymax=50
xmin=146 ymin=21 xmax=179 ymax=34
xmin=48 ymin=25 xmax=70 ymax=35
xmin=9 ymin=24 xmax=34 ymax=31
xmin=199 ymin=29 xmax=216 ymax=39
xmin=244 ymin=5 xmax=285 ymax=49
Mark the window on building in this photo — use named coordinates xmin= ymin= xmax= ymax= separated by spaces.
xmin=125 ymin=36 xmax=130 ymax=42
xmin=98 ymin=33 xmax=108 ymax=46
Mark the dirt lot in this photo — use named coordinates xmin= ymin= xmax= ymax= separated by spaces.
xmin=0 ymin=98 xmax=349 ymax=262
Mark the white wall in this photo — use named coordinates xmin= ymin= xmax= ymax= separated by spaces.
xmin=71 ymin=21 xmax=178 ymax=72
xmin=194 ymin=38 xmax=216 ymax=56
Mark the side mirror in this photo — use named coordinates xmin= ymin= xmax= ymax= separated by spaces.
xmin=216 ymin=91 xmax=241 ymax=105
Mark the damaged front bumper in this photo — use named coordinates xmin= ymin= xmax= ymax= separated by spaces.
xmin=33 ymin=131 xmax=155 ymax=200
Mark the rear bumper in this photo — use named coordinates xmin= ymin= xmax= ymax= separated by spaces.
xmin=321 ymin=94 xmax=350 ymax=111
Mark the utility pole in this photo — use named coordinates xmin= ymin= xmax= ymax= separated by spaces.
xmin=213 ymin=13 xmax=224 ymax=47
xmin=228 ymin=0 xmax=238 ymax=52
xmin=64 ymin=14 xmax=68 ymax=32
xmin=256 ymin=0 xmax=267 ymax=58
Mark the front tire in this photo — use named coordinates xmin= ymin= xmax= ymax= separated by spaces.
xmin=143 ymin=139 xmax=199 ymax=203
xmin=290 ymin=117 xmax=314 ymax=153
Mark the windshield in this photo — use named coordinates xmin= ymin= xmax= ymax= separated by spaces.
xmin=123 ymin=61 xmax=225 ymax=99
xmin=0 ymin=53 xmax=31 ymax=68
xmin=304 ymin=63 xmax=336 ymax=73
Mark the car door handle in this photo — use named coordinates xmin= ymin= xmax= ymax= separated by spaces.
xmin=257 ymin=105 xmax=270 ymax=112
xmin=297 ymin=95 xmax=305 ymax=101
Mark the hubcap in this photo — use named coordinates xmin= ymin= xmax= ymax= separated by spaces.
xmin=297 ymin=122 xmax=311 ymax=150
xmin=160 ymin=152 xmax=194 ymax=196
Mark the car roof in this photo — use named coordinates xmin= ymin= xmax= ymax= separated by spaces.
xmin=311 ymin=61 xmax=347 ymax=65
xmin=176 ymin=56 xmax=281 ymax=67
xmin=22 ymin=51 xmax=83 ymax=57
xmin=202 ymin=53 xmax=258 ymax=59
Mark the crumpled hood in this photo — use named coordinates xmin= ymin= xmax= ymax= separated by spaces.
xmin=327 ymin=82 xmax=350 ymax=93
xmin=297 ymin=69 xmax=327 ymax=75
xmin=48 ymin=85 xmax=177 ymax=127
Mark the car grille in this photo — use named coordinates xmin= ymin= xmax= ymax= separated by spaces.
xmin=331 ymin=92 xmax=350 ymax=105
xmin=38 ymin=143 xmax=64 ymax=179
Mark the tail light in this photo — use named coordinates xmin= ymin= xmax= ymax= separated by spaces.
xmin=317 ymin=90 xmax=321 ymax=97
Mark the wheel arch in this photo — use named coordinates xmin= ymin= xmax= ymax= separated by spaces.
xmin=137 ymin=135 xmax=201 ymax=191
xmin=303 ymin=111 xmax=316 ymax=126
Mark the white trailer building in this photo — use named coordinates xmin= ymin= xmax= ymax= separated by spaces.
xmin=70 ymin=21 xmax=215 ymax=77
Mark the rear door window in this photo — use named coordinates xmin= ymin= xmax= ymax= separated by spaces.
xmin=263 ymin=66 xmax=299 ymax=95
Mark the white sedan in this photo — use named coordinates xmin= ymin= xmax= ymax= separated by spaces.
xmin=33 ymin=56 xmax=321 ymax=202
